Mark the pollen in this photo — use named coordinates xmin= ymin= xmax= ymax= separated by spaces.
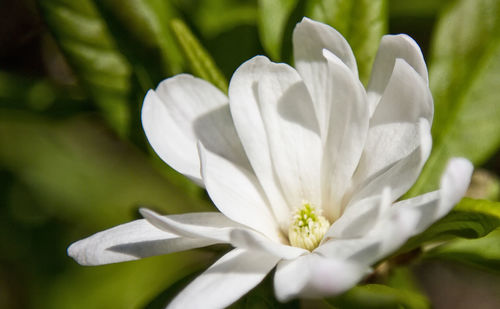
xmin=288 ymin=202 xmax=330 ymax=251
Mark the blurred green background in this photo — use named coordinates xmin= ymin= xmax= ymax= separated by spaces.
xmin=1 ymin=0 xmax=500 ymax=308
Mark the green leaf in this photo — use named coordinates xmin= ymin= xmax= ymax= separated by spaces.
xmin=0 ymin=72 xmax=58 ymax=110
xmin=408 ymin=0 xmax=500 ymax=196
xmin=424 ymin=227 xmax=500 ymax=274
xmin=170 ymin=18 xmax=228 ymax=93
xmin=0 ymin=111 xmax=211 ymax=229
xmin=257 ymin=0 xmax=299 ymax=61
xmin=305 ymin=0 xmax=388 ymax=84
xmin=325 ymin=284 xmax=430 ymax=309
xmin=399 ymin=198 xmax=500 ymax=253
xmin=190 ymin=0 xmax=258 ymax=39
xmin=386 ymin=267 xmax=425 ymax=295
xmin=94 ymin=0 xmax=185 ymax=81
xmin=38 ymin=0 xmax=133 ymax=135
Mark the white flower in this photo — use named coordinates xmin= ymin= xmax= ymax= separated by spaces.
xmin=68 ymin=18 xmax=473 ymax=308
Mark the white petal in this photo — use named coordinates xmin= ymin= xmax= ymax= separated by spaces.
xmin=437 ymin=158 xmax=473 ymax=216
xmin=394 ymin=157 xmax=473 ymax=234
xmin=274 ymin=253 xmax=368 ymax=302
xmin=326 ymin=188 xmax=391 ymax=239
xmin=199 ymin=143 xmax=282 ymax=241
xmin=352 ymin=60 xmax=433 ymax=195
xmin=319 ymin=159 xmax=472 ymax=266
xmin=318 ymin=188 xmax=393 ymax=263
xmin=320 ymin=50 xmax=369 ymax=220
xmin=256 ymin=60 xmax=322 ymax=209
xmin=370 ymin=58 xmax=433 ymax=126
xmin=293 ymin=18 xmax=358 ymax=134
xmin=320 ymin=213 xmax=419 ymax=266
xmin=315 ymin=238 xmax=379 ymax=263
xmin=67 ymin=219 xmax=215 ymax=266
xmin=168 ymin=248 xmax=280 ymax=309
xmin=230 ymin=229 xmax=307 ymax=259
xmin=141 ymin=208 xmax=297 ymax=259
xmin=228 ymin=56 xmax=293 ymax=229
xmin=354 ymin=122 xmax=422 ymax=186
xmin=317 ymin=203 xmax=420 ymax=266
xmin=348 ymin=118 xmax=432 ymax=205
xmin=354 ymin=158 xmax=472 ymax=260
xmin=139 ymin=209 xmax=246 ymax=243
xmin=142 ymin=74 xmax=246 ymax=183
xmin=367 ymin=34 xmax=428 ymax=113
xmin=293 ymin=17 xmax=358 ymax=77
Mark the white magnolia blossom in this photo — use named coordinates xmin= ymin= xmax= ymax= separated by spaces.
xmin=68 ymin=18 xmax=473 ymax=308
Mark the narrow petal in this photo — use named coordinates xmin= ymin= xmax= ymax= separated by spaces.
xmin=228 ymin=56 xmax=293 ymax=229
xmin=274 ymin=254 xmax=368 ymax=302
xmin=348 ymin=118 xmax=432 ymax=206
xmin=168 ymin=248 xmax=280 ymax=309
xmin=199 ymin=143 xmax=282 ymax=241
xmin=367 ymin=34 xmax=428 ymax=113
xmin=320 ymin=50 xmax=369 ymax=220
xmin=67 ymin=219 xmax=216 ymax=266
xmin=370 ymin=58 xmax=433 ymax=125
xmin=293 ymin=18 xmax=358 ymax=134
xmin=141 ymin=208 xmax=298 ymax=259
xmin=140 ymin=209 xmax=248 ymax=243
xmin=142 ymin=74 xmax=246 ymax=183
xmin=256 ymin=60 xmax=322 ymax=209
xmin=394 ymin=157 xmax=473 ymax=234
xmin=230 ymin=229 xmax=307 ymax=260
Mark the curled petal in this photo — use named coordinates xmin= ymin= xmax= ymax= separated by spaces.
xmin=367 ymin=34 xmax=428 ymax=112
xmin=370 ymin=58 xmax=433 ymax=125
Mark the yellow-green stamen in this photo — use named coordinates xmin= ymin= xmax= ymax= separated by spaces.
xmin=288 ymin=203 xmax=330 ymax=251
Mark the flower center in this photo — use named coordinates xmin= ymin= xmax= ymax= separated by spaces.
xmin=288 ymin=202 xmax=330 ymax=251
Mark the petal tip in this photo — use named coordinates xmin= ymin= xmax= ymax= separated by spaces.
xmin=67 ymin=241 xmax=78 ymax=259
xmin=449 ymin=157 xmax=474 ymax=174
xmin=67 ymin=239 xmax=90 ymax=266
xmin=298 ymin=16 xmax=313 ymax=26
xmin=139 ymin=208 xmax=155 ymax=220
